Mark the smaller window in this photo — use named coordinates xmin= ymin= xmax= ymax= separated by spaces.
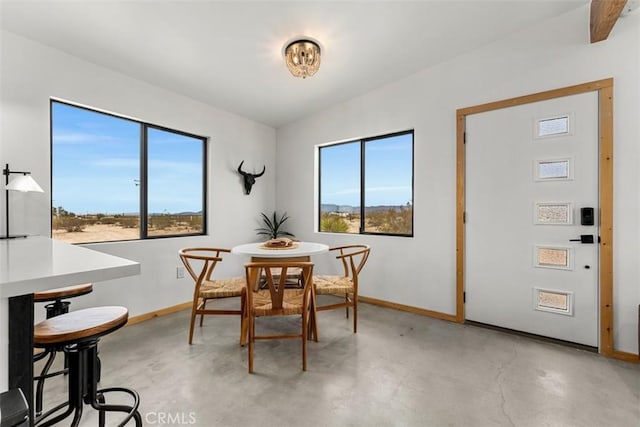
xmin=318 ymin=131 xmax=414 ymax=237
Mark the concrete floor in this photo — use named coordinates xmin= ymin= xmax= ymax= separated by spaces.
xmin=38 ymin=297 xmax=640 ymax=426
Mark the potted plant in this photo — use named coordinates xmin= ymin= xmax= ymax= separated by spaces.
xmin=256 ymin=211 xmax=295 ymax=240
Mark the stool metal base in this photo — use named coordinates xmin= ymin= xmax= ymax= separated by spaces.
xmin=34 ymin=299 xmax=102 ymax=418
xmin=34 ymin=349 xmax=67 ymax=417
xmin=35 ymin=339 xmax=141 ymax=427
xmin=44 ymin=300 xmax=70 ymax=319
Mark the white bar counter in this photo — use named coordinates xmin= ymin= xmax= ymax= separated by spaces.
xmin=1 ymin=235 xmax=140 ymax=299
xmin=0 ymin=236 xmax=140 ymax=415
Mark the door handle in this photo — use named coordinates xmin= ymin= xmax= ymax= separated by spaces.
xmin=569 ymin=235 xmax=594 ymax=244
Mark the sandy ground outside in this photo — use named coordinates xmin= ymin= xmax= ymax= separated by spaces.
xmin=347 ymin=218 xmax=359 ymax=233
xmin=52 ymin=223 xmax=194 ymax=244
xmin=53 ymin=223 xmax=140 ymax=244
xmin=55 ymin=218 xmax=392 ymax=242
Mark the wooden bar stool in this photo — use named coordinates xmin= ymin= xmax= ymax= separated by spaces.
xmin=34 ymin=306 xmax=141 ymax=427
xmin=33 ymin=283 xmax=93 ymax=417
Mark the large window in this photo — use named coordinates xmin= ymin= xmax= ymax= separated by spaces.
xmin=51 ymin=100 xmax=206 ymax=244
xmin=319 ymin=130 xmax=413 ymax=236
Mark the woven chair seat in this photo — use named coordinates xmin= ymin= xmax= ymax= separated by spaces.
xmin=314 ymin=275 xmax=354 ymax=295
xmin=311 ymin=245 xmax=370 ymax=335
xmin=252 ymin=289 xmax=305 ymax=316
xmin=199 ymin=277 xmax=246 ymax=298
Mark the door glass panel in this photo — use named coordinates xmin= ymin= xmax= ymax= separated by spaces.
xmin=535 ymin=202 xmax=573 ymax=225
xmin=535 ymin=159 xmax=571 ymax=180
xmin=535 ymin=246 xmax=571 ymax=270
xmin=534 ymin=287 xmax=573 ymax=315
xmin=536 ymin=115 xmax=569 ymax=137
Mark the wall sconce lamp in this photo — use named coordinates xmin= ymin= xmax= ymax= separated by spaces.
xmin=2 ymin=163 xmax=44 ymax=240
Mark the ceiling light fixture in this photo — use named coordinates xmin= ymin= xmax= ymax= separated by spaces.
xmin=283 ymin=38 xmax=321 ymax=79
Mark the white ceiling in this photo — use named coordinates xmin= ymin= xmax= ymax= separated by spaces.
xmin=0 ymin=0 xmax=589 ymax=128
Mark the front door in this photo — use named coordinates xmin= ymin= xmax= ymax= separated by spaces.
xmin=465 ymin=91 xmax=599 ymax=347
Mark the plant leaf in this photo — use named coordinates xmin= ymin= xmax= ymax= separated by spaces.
xmin=256 ymin=211 xmax=294 ymax=239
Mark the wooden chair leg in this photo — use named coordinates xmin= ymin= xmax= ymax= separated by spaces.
xmin=240 ymin=295 xmax=248 ymax=346
xmin=188 ymin=305 xmax=197 ymax=345
xmin=353 ymin=296 xmax=358 ymax=334
xmin=199 ymin=299 xmax=207 ymax=326
xmin=308 ymin=293 xmax=319 ymax=342
xmin=302 ymin=312 xmax=307 ymax=371
xmin=248 ymin=316 xmax=255 ymax=374
xmin=311 ymin=310 xmax=318 ymax=342
xmin=345 ymin=294 xmax=350 ymax=319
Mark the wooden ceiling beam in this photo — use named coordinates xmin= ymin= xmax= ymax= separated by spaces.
xmin=590 ymin=0 xmax=627 ymax=43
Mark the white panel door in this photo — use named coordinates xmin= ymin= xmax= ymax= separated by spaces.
xmin=465 ymin=91 xmax=599 ymax=347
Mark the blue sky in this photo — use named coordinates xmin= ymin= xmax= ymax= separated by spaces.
xmin=320 ymin=133 xmax=413 ymax=207
xmin=52 ymin=102 xmax=203 ymax=215
xmin=53 ymin=102 xmax=411 ymax=214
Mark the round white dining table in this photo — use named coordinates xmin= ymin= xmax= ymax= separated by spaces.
xmin=231 ymin=241 xmax=329 ymax=260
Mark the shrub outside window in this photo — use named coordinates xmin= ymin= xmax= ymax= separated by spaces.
xmin=51 ymin=100 xmax=206 ymax=244
xmin=319 ymin=130 xmax=414 ymax=236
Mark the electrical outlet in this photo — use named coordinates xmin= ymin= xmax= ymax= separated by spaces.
xmin=176 ymin=266 xmax=185 ymax=279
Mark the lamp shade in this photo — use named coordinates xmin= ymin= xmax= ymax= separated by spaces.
xmin=6 ymin=174 xmax=44 ymax=193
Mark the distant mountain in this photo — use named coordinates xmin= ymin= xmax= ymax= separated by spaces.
xmin=320 ymin=204 xmax=356 ymax=213
xmin=148 ymin=211 xmax=203 ymax=216
xmin=321 ymin=204 xmax=410 ymax=213
xmin=364 ymin=205 xmax=411 ymax=213
xmin=75 ymin=211 xmax=203 ymax=217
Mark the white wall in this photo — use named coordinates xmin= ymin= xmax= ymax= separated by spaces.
xmin=0 ymin=31 xmax=276 ymax=320
xmin=276 ymin=6 xmax=640 ymax=354
xmin=1 ymin=6 xmax=638 ymax=354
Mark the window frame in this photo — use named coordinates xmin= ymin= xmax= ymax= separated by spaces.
xmin=318 ymin=129 xmax=414 ymax=237
xmin=50 ymin=99 xmax=208 ymax=243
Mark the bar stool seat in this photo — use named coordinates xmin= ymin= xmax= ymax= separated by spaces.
xmin=34 ymin=306 xmax=141 ymax=427
xmin=35 ymin=306 xmax=127 ymax=345
xmin=32 ymin=283 xmax=93 ymax=417
xmin=34 ymin=283 xmax=93 ymax=303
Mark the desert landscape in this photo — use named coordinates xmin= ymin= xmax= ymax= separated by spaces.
xmin=52 ymin=206 xmax=411 ymax=244
xmin=52 ymin=212 xmax=202 ymax=244
xmin=320 ymin=205 xmax=413 ymax=235
xmin=53 ymin=223 xmax=141 ymax=243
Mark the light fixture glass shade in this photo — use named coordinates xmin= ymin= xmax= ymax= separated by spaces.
xmin=284 ymin=39 xmax=321 ymax=79
xmin=6 ymin=174 xmax=44 ymax=193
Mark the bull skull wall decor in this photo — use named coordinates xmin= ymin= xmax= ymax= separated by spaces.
xmin=237 ymin=160 xmax=265 ymax=195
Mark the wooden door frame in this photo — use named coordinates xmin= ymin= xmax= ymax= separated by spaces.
xmin=456 ymin=78 xmax=614 ymax=356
